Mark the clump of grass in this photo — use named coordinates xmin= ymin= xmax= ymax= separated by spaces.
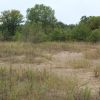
xmin=38 ymin=42 xmax=93 ymax=53
xmin=0 ymin=66 xmax=95 ymax=100
xmin=84 ymin=48 xmax=100 ymax=59
xmin=94 ymin=63 xmax=100 ymax=78
xmin=0 ymin=66 xmax=78 ymax=100
xmin=0 ymin=42 xmax=43 ymax=57
xmin=74 ymin=87 xmax=91 ymax=100
xmin=0 ymin=42 xmax=94 ymax=58
xmin=67 ymin=58 xmax=91 ymax=69
xmin=0 ymin=42 xmax=52 ymax=64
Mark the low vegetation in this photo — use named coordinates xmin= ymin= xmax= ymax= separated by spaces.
xmin=0 ymin=66 xmax=99 ymax=100
xmin=0 ymin=66 xmax=80 ymax=100
xmin=67 ymin=58 xmax=91 ymax=69
xmin=0 ymin=42 xmax=99 ymax=100
xmin=84 ymin=48 xmax=100 ymax=59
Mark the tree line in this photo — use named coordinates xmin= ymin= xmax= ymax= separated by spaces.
xmin=0 ymin=4 xmax=100 ymax=42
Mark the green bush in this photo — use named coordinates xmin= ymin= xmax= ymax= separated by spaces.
xmin=50 ymin=30 xmax=66 ymax=41
xmin=21 ymin=23 xmax=48 ymax=42
xmin=87 ymin=29 xmax=100 ymax=42
xmin=71 ymin=23 xmax=90 ymax=41
xmin=13 ymin=31 xmax=21 ymax=41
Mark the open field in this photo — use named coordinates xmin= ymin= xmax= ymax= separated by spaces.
xmin=0 ymin=42 xmax=100 ymax=100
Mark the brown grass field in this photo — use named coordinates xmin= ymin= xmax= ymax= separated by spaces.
xmin=0 ymin=42 xmax=100 ymax=100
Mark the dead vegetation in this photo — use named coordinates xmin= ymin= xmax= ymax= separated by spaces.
xmin=0 ymin=42 xmax=100 ymax=100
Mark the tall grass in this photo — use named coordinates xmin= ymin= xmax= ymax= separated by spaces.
xmin=84 ymin=48 xmax=100 ymax=59
xmin=0 ymin=42 xmax=100 ymax=100
xmin=0 ymin=66 xmax=97 ymax=100
xmin=67 ymin=58 xmax=91 ymax=69
xmin=0 ymin=41 xmax=96 ymax=57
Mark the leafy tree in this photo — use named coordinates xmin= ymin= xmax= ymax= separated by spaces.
xmin=22 ymin=23 xmax=48 ymax=42
xmin=56 ymin=21 xmax=66 ymax=29
xmin=72 ymin=23 xmax=91 ymax=41
xmin=0 ymin=10 xmax=23 ymax=40
xmin=50 ymin=27 xmax=66 ymax=41
xmin=88 ymin=29 xmax=100 ymax=42
xmin=80 ymin=16 xmax=89 ymax=24
xmin=87 ymin=16 xmax=100 ymax=30
xmin=27 ymin=4 xmax=57 ymax=34
xmin=80 ymin=16 xmax=100 ymax=30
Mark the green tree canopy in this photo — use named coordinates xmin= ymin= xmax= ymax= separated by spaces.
xmin=80 ymin=16 xmax=100 ymax=30
xmin=0 ymin=10 xmax=23 ymax=40
xmin=27 ymin=4 xmax=57 ymax=33
xmin=72 ymin=23 xmax=91 ymax=41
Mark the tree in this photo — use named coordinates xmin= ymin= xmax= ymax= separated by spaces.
xmin=56 ymin=21 xmax=66 ymax=28
xmin=72 ymin=23 xmax=91 ymax=41
xmin=50 ymin=28 xmax=66 ymax=41
xmin=88 ymin=29 xmax=100 ymax=42
xmin=80 ymin=16 xmax=89 ymax=24
xmin=0 ymin=10 xmax=23 ymax=40
xmin=21 ymin=22 xmax=49 ymax=43
xmin=27 ymin=4 xmax=57 ymax=34
xmin=80 ymin=16 xmax=100 ymax=30
xmin=87 ymin=16 xmax=100 ymax=30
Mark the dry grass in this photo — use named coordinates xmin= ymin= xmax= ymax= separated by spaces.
xmin=67 ymin=58 xmax=91 ymax=69
xmin=94 ymin=63 xmax=100 ymax=78
xmin=0 ymin=42 xmax=100 ymax=100
xmin=0 ymin=66 xmax=99 ymax=100
xmin=0 ymin=66 xmax=79 ymax=100
xmin=0 ymin=41 xmax=95 ymax=57
xmin=84 ymin=48 xmax=100 ymax=59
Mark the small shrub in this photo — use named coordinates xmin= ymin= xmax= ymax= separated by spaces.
xmin=50 ymin=30 xmax=66 ymax=41
xmin=87 ymin=29 xmax=100 ymax=42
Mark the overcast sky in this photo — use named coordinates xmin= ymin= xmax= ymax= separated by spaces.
xmin=0 ymin=0 xmax=100 ymax=24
